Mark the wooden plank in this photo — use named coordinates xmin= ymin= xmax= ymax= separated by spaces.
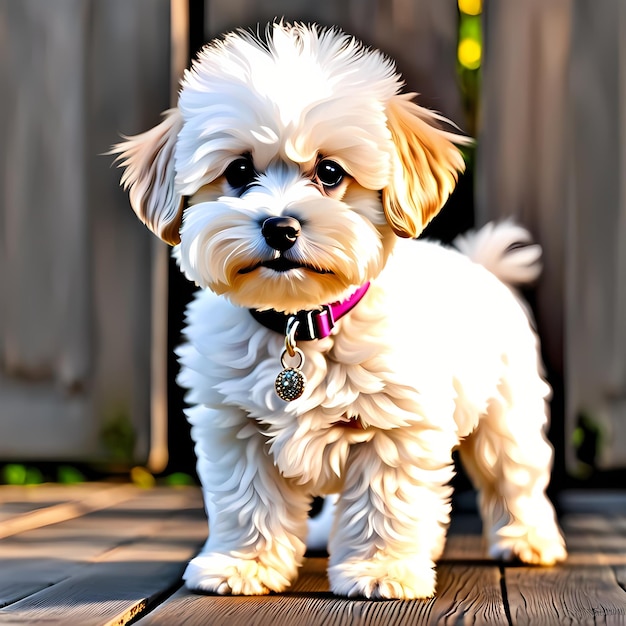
xmin=441 ymin=512 xmax=486 ymax=562
xmin=0 ymin=0 xmax=170 ymax=465
xmin=442 ymin=534 xmax=489 ymax=562
xmin=504 ymin=566 xmax=626 ymax=625
xmin=565 ymin=1 xmax=626 ymax=471
xmin=0 ymin=483 xmax=139 ymax=538
xmin=504 ymin=509 xmax=626 ymax=623
xmin=0 ymin=487 xmax=206 ymax=612
xmin=560 ymin=512 xmax=626 ymax=566
xmin=560 ymin=491 xmax=626 ymax=514
xmin=137 ymin=559 xmax=506 ymax=626
xmin=0 ymin=485 xmax=82 ymax=522
xmin=0 ymin=483 xmax=109 ymax=506
xmin=427 ymin=564 xmax=509 ymax=625
xmin=0 ymin=500 xmax=207 ymax=625
xmin=614 ymin=566 xmax=626 ymax=591
xmin=7 ymin=486 xmax=626 ymax=625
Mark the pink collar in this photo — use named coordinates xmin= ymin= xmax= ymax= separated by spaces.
xmin=249 ymin=282 xmax=370 ymax=341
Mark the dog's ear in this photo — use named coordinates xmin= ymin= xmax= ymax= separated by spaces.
xmin=383 ymin=94 xmax=469 ymax=238
xmin=110 ymin=108 xmax=184 ymax=245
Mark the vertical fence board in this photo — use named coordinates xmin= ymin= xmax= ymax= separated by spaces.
xmin=0 ymin=0 xmax=170 ymax=463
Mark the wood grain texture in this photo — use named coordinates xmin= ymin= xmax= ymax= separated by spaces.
xmin=137 ymin=560 xmax=507 ymax=626
xmin=3 ymin=485 xmax=626 ymax=625
xmin=0 ymin=483 xmax=139 ymax=538
xmin=0 ymin=484 xmax=100 ymax=522
xmin=505 ymin=566 xmax=626 ymax=626
xmin=0 ymin=0 xmax=170 ymax=463
xmin=0 ymin=515 xmax=205 ymax=625
xmin=0 ymin=487 xmax=205 ymax=615
xmin=561 ymin=512 xmax=626 ymax=566
xmin=504 ymin=510 xmax=626 ymax=623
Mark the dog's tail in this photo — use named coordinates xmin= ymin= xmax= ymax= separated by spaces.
xmin=453 ymin=220 xmax=543 ymax=287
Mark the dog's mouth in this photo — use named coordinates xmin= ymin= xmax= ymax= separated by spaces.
xmin=239 ymin=256 xmax=333 ymax=275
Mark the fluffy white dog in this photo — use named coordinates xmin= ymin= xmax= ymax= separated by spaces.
xmin=112 ymin=22 xmax=566 ymax=599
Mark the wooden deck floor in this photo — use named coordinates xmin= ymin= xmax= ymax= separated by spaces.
xmin=0 ymin=484 xmax=625 ymax=625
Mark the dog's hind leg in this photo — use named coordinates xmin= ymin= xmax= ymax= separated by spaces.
xmin=458 ymin=378 xmax=567 ymax=566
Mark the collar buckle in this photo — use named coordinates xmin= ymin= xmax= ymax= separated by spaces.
xmin=305 ymin=305 xmax=335 ymax=340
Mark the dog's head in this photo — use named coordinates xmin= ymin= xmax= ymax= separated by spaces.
xmin=112 ymin=22 xmax=468 ymax=312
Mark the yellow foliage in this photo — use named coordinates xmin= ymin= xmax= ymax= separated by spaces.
xmin=458 ymin=38 xmax=481 ymax=70
xmin=458 ymin=0 xmax=482 ymax=16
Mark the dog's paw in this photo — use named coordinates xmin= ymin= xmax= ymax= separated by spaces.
xmin=329 ymin=557 xmax=436 ymax=600
xmin=489 ymin=528 xmax=567 ymax=566
xmin=184 ymin=553 xmax=292 ymax=595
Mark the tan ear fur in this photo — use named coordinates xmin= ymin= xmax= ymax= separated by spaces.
xmin=110 ymin=108 xmax=184 ymax=245
xmin=383 ymin=94 xmax=470 ymax=238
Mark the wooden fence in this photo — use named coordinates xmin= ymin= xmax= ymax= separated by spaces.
xmin=1 ymin=0 xmax=625 ymax=480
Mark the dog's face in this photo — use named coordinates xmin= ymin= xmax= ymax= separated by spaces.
xmin=113 ymin=23 xmax=467 ymax=312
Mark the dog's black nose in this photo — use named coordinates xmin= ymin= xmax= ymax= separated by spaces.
xmin=261 ymin=216 xmax=301 ymax=251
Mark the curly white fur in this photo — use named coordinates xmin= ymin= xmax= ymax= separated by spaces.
xmin=112 ymin=22 xmax=566 ymax=600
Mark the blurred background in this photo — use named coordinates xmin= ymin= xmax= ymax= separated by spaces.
xmin=0 ymin=0 xmax=624 ymax=490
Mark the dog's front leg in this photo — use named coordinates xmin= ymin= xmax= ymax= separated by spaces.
xmin=328 ymin=428 xmax=456 ymax=600
xmin=183 ymin=405 xmax=310 ymax=595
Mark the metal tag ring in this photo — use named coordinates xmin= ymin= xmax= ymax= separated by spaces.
xmin=280 ymin=347 xmax=304 ymax=370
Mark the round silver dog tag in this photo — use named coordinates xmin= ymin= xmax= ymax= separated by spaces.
xmin=275 ymin=348 xmax=306 ymax=401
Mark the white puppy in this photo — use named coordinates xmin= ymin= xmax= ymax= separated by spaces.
xmin=112 ymin=22 xmax=566 ymax=599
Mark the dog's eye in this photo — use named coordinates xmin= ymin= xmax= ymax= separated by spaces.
xmin=316 ymin=160 xmax=346 ymax=189
xmin=224 ymin=157 xmax=256 ymax=190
